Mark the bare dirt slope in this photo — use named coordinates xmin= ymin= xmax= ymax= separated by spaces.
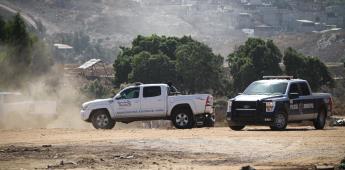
xmin=273 ymin=31 xmax=345 ymax=62
xmin=0 ymin=126 xmax=344 ymax=170
xmin=1 ymin=0 xmax=244 ymax=56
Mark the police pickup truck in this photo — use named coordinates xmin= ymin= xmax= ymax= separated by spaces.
xmin=81 ymin=83 xmax=214 ymax=129
xmin=227 ymin=76 xmax=333 ymax=130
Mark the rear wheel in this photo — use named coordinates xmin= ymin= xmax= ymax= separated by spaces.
xmin=270 ymin=112 xmax=287 ymax=131
xmin=229 ymin=125 xmax=245 ymax=131
xmin=172 ymin=109 xmax=194 ymax=129
xmin=91 ymin=110 xmax=115 ymax=129
xmin=314 ymin=109 xmax=326 ymax=130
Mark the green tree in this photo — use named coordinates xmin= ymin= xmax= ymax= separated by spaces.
xmin=130 ymin=52 xmax=176 ymax=83
xmin=6 ymin=13 xmax=31 ymax=48
xmin=0 ymin=16 xmax=6 ymax=42
xmin=176 ymin=42 xmax=223 ymax=93
xmin=113 ymin=47 xmax=133 ymax=84
xmin=283 ymin=47 xmax=334 ymax=90
xmin=228 ymin=38 xmax=282 ymax=92
xmin=283 ymin=47 xmax=305 ymax=77
xmin=159 ymin=37 xmax=178 ymax=60
xmin=0 ymin=13 xmax=33 ymax=88
xmin=0 ymin=13 xmax=53 ymax=89
xmin=114 ymin=35 xmax=224 ymax=94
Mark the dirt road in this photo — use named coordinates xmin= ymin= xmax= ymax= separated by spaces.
xmin=0 ymin=126 xmax=344 ymax=170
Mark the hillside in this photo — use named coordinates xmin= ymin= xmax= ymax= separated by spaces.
xmin=0 ymin=0 xmax=343 ymax=63
xmin=273 ymin=30 xmax=345 ymax=62
xmin=1 ymin=0 xmax=245 ymax=56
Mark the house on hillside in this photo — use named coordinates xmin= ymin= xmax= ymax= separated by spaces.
xmin=256 ymin=6 xmax=294 ymax=31
xmin=236 ymin=12 xmax=254 ymax=29
xmin=78 ymin=59 xmax=113 ymax=81
xmin=254 ymin=25 xmax=275 ymax=37
xmin=241 ymin=0 xmax=263 ymax=10
xmin=296 ymin=19 xmax=319 ymax=32
xmin=326 ymin=5 xmax=345 ymax=28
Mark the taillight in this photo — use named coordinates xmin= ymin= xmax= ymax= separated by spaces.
xmin=206 ymin=95 xmax=213 ymax=106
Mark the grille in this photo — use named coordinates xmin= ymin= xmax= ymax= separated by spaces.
xmin=231 ymin=101 xmax=264 ymax=121
xmin=233 ymin=101 xmax=257 ymax=110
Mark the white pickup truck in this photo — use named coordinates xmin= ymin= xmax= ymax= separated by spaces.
xmin=80 ymin=83 xmax=214 ymax=129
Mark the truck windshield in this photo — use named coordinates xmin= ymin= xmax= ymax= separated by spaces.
xmin=243 ymin=82 xmax=288 ymax=95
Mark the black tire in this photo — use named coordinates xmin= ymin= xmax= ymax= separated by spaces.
xmin=204 ymin=115 xmax=215 ymax=127
xmin=171 ymin=108 xmax=194 ymax=129
xmin=314 ymin=109 xmax=326 ymax=130
xmin=91 ymin=110 xmax=115 ymax=129
xmin=229 ymin=125 xmax=245 ymax=131
xmin=270 ymin=112 xmax=287 ymax=131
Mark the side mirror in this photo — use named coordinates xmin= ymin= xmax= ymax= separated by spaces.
xmin=114 ymin=94 xmax=121 ymax=100
xmin=289 ymin=93 xmax=299 ymax=99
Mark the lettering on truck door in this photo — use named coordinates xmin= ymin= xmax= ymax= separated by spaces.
xmin=114 ymin=87 xmax=140 ymax=118
xmin=288 ymin=83 xmax=304 ymax=121
xmin=298 ymin=82 xmax=317 ymax=120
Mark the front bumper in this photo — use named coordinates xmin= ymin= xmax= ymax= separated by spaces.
xmin=80 ymin=109 xmax=92 ymax=121
xmin=195 ymin=113 xmax=215 ymax=126
xmin=226 ymin=111 xmax=274 ymax=125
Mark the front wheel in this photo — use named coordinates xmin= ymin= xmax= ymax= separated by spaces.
xmin=314 ymin=109 xmax=326 ymax=130
xmin=270 ymin=112 xmax=287 ymax=131
xmin=91 ymin=110 xmax=115 ymax=129
xmin=172 ymin=109 xmax=194 ymax=129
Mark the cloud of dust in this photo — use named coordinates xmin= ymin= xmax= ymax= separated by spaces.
xmin=0 ymin=66 xmax=91 ymax=129
xmin=1 ymin=0 xmax=245 ymax=129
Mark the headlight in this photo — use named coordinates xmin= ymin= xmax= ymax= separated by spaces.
xmin=265 ymin=101 xmax=275 ymax=112
xmin=227 ymin=100 xmax=232 ymax=112
xmin=82 ymin=103 xmax=89 ymax=110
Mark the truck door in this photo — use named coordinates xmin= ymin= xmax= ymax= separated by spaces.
xmin=288 ymin=83 xmax=304 ymax=121
xmin=140 ymin=86 xmax=166 ymax=118
xmin=298 ymin=82 xmax=316 ymax=120
xmin=114 ymin=87 xmax=140 ymax=118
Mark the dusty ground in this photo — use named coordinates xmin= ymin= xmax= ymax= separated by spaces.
xmin=0 ymin=126 xmax=344 ymax=170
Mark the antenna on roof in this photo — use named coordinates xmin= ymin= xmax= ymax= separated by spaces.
xmin=263 ymin=76 xmax=294 ymax=80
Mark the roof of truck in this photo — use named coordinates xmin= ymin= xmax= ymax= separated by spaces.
xmin=137 ymin=83 xmax=169 ymax=87
xmin=259 ymin=76 xmax=308 ymax=83
xmin=255 ymin=79 xmax=307 ymax=83
xmin=123 ymin=83 xmax=169 ymax=88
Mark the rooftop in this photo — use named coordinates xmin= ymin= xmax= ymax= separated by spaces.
xmin=296 ymin=19 xmax=314 ymax=23
xmin=53 ymin=43 xmax=73 ymax=49
xmin=78 ymin=59 xmax=102 ymax=69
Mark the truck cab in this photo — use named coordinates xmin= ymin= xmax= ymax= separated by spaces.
xmin=81 ymin=83 xmax=214 ymax=129
xmin=227 ymin=76 xmax=333 ymax=131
